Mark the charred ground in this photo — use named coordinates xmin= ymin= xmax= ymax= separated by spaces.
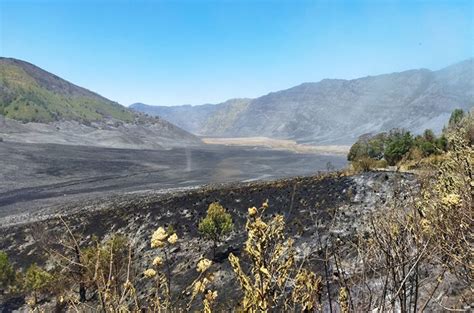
xmin=0 ymin=141 xmax=346 ymax=223
xmin=0 ymin=171 xmax=416 ymax=309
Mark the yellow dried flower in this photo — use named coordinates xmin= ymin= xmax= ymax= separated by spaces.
xmin=262 ymin=200 xmax=269 ymax=208
xmin=152 ymin=256 xmax=163 ymax=266
xmin=153 ymin=227 xmax=168 ymax=241
xmin=339 ymin=287 xmax=349 ymax=313
xmin=143 ymin=268 xmax=156 ymax=278
xmin=390 ymin=224 xmax=400 ymax=237
xmin=104 ymin=290 xmax=111 ymax=301
xmin=193 ymin=281 xmax=203 ymax=294
xmin=205 ymin=290 xmax=218 ymax=301
xmin=197 ymin=258 xmax=212 ymax=272
xmin=26 ymin=298 xmax=36 ymax=307
xmin=193 ymin=279 xmax=208 ymax=295
xmin=248 ymin=206 xmax=258 ymax=216
xmin=259 ymin=266 xmax=270 ymax=277
xmin=151 ymin=227 xmax=168 ymax=248
xmin=167 ymin=233 xmax=178 ymax=244
xmin=151 ymin=239 xmax=165 ymax=248
xmin=253 ymin=218 xmax=268 ymax=231
xmin=420 ymin=218 xmax=431 ymax=233
xmin=292 ymin=269 xmax=321 ymax=310
xmin=123 ymin=280 xmax=132 ymax=289
xmin=441 ymin=193 xmax=461 ymax=206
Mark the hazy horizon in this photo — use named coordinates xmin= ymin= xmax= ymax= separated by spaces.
xmin=128 ymin=57 xmax=472 ymax=107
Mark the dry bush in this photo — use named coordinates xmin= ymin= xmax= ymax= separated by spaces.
xmin=351 ymin=157 xmax=387 ymax=172
xmin=47 ymin=222 xmax=218 ymax=312
xmin=228 ymin=200 xmax=322 ymax=312
xmin=352 ymin=199 xmax=433 ymax=312
xmin=144 ymin=225 xmax=217 ymax=312
xmin=339 ymin=119 xmax=473 ymax=312
xmin=82 ymin=235 xmax=135 ymax=311
xmin=418 ymin=119 xmax=473 ymax=287
xmin=399 ymin=153 xmax=447 ymax=172
xmin=53 ymin=227 xmax=140 ymax=311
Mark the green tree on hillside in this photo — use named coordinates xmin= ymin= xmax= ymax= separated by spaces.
xmin=384 ymin=129 xmax=413 ymax=165
xmin=422 ymin=129 xmax=435 ymax=142
xmin=412 ymin=131 xmax=447 ymax=157
xmin=199 ymin=202 xmax=233 ymax=259
xmin=448 ymin=109 xmax=465 ymax=127
xmin=0 ymin=251 xmax=15 ymax=291
xmin=347 ymin=133 xmax=386 ymax=161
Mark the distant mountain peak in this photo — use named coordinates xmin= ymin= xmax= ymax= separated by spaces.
xmin=132 ymin=59 xmax=473 ymax=144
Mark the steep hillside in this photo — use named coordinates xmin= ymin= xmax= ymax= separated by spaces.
xmin=133 ymin=59 xmax=473 ymax=144
xmin=199 ymin=98 xmax=251 ymax=135
xmin=0 ymin=58 xmax=134 ymax=123
xmin=130 ymin=98 xmax=251 ymax=135
xmin=0 ymin=58 xmax=202 ymax=148
xmin=130 ymin=102 xmax=219 ymax=134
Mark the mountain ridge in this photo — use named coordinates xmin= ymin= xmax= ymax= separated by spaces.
xmin=0 ymin=57 xmax=202 ymax=148
xmin=0 ymin=57 xmax=136 ymax=123
xmin=1 ymin=57 xmax=111 ymax=100
xmin=132 ymin=59 xmax=473 ymax=144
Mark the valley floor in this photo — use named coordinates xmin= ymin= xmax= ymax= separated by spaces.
xmin=0 ymin=141 xmax=346 ymax=225
xmin=201 ymin=136 xmax=350 ymax=155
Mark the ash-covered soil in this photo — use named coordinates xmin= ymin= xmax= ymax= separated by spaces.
xmin=0 ymin=115 xmax=202 ymax=150
xmin=0 ymin=141 xmax=346 ymax=224
xmin=0 ymin=171 xmax=417 ymax=310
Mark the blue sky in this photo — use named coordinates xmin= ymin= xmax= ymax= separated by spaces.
xmin=1 ymin=0 xmax=473 ymax=106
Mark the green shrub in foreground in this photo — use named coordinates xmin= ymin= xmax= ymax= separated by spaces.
xmin=199 ymin=202 xmax=233 ymax=259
